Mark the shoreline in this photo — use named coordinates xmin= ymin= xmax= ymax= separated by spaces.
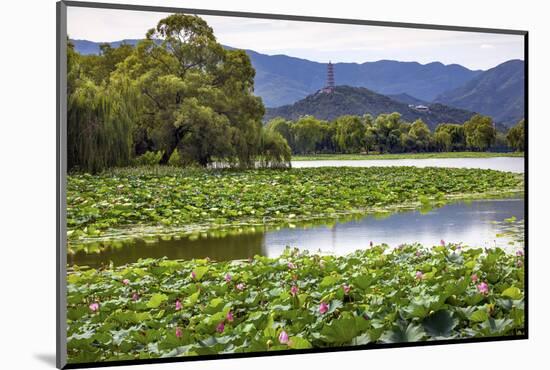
xmin=292 ymin=152 xmax=524 ymax=161
xmin=68 ymin=189 xmax=524 ymax=254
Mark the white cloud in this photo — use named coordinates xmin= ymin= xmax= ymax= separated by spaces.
xmin=67 ymin=6 xmax=524 ymax=70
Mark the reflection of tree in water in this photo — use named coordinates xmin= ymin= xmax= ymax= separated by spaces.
xmin=69 ymin=231 xmax=265 ymax=269
xmin=69 ymin=199 xmax=525 ymax=269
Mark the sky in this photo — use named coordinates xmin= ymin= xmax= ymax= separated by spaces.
xmin=67 ymin=7 xmax=524 ymax=71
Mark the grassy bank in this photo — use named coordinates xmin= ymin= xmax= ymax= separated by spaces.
xmin=66 ymin=243 xmax=525 ymax=363
xmin=292 ymin=152 xmax=525 ymax=161
xmin=67 ymin=166 xmax=523 ymax=252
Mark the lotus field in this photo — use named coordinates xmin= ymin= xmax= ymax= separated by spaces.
xmin=67 ymin=243 xmax=525 ymax=362
xmin=67 ymin=166 xmax=523 ymax=252
xmin=67 ymin=166 xmax=525 ymax=363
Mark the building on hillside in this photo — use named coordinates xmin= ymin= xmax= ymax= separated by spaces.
xmin=409 ymin=104 xmax=430 ymax=112
xmin=320 ymin=61 xmax=335 ymax=94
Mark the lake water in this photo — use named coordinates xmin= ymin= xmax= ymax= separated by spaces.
xmin=69 ymin=197 xmax=524 ymax=268
xmin=292 ymin=157 xmax=524 ymax=173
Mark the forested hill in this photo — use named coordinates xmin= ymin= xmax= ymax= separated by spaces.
xmin=247 ymin=51 xmax=482 ymax=107
xmin=71 ymin=39 xmax=482 ymax=107
xmin=387 ymin=93 xmax=428 ymax=106
xmin=264 ymin=86 xmax=477 ymax=128
xmin=434 ymin=60 xmax=525 ymax=125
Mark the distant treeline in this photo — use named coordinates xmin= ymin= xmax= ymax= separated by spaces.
xmin=266 ymin=113 xmax=525 ymax=155
xmin=67 ymin=14 xmax=291 ymax=173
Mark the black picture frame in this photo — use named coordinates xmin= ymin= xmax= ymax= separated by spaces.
xmin=56 ymin=1 xmax=529 ymax=368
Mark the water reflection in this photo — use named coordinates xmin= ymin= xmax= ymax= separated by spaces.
xmin=262 ymin=198 xmax=524 ymax=257
xmin=69 ymin=198 xmax=524 ymax=268
xmin=69 ymin=231 xmax=264 ymax=268
xmin=292 ymin=157 xmax=524 ymax=173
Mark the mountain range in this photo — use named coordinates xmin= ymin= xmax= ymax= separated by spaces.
xmin=71 ymin=39 xmax=525 ymax=125
xmin=245 ymin=50 xmax=483 ymax=107
xmin=434 ymin=59 xmax=525 ymax=124
xmin=264 ymin=85 xmax=476 ymax=128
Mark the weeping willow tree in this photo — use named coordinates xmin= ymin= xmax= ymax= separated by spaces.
xmin=258 ymin=129 xmax=291 ymax=168
xmin=67 ymin=82 xmax=136 ymax=173
xmin=67 ymin=42 xmax=138 ymax=173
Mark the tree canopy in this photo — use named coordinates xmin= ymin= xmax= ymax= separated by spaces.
xmin=506 ymin=119 xmax=525 ymax=151
xmin=67 ymin=14 xmax=273 ymax=172
xmin=265 ymin=113 xmax=522 ymax=156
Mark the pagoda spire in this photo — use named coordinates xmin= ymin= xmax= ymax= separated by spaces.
xmin=326 ymin=61 xmax=335 ymax=91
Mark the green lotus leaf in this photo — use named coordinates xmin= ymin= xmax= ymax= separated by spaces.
xmin=471 ymin=309 xmax=490 ymax=323
xmin=289 ymin=336 xmax=312 ymax=349
xmin=146 ymin=293 xmax=169 ymax=309
xmin=422 ymin=310 xmax=458 ymax=338
xmin=381 ymin=323 xmax=426 ymax=343
xmin=501 ymin=286 xmax=523 ymax=300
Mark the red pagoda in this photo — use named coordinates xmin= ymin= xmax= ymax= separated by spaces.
xmin=320 ymin=61 xmax=335 ymax=93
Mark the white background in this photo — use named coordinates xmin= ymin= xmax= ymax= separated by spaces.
xmin=0 ymin=0 xmax=547 ymax=368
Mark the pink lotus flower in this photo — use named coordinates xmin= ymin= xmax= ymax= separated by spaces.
xmin=342 ymin=284 xmax=351 ymax=295
xmin=89 ymin=302 xmax=99 ymax=312
xmin=236 ymin=283 xmax=245 ymax=291
xmin=278 ymin=330 xmax=289 ymax=344
xmin=471 ymin=274 xmax=479 ymax=283
xmin=415 ymin=271 xmax=423 ymax=280
xmin=190 ymin=271 xmax=196 ymax=279
xmin=287 ymin=262 xmax=296 ymax=269
xmin=319 ymin=302 xmax=329 ymax=314
xmin=440 ymin=239 xmax=446 ymax=246
xmin=415 ymin=250 xmax=422 ymax=257
xmin=226 ymin=311 xmax=234 ymax=322
xmin=216 ymin=322 xmax=225 ymax=333
xmin=516 ymin=249 xmax=524 ymax=257
xmin=132 ymin=292 xmax=139 ymax=301
xmin=477 ymin=282 xmax=489 ymax=295
xmin=290 ymin=285 xmax=299 ymax=296
xmin=224 ymin=273 xmax=232 ymax=282
xmin=175 ymin=327 xmax=183 ymax=338
xmin=122 ymin=279 xmax=130 ymax=285
xmin=175 ymin=299 xmax=183 ymax=311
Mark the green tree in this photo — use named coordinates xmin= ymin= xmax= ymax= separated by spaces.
xmin=317 ymin=120 xmax=337 ymax=153
xmin=117 ymin=14 xmax=264 ymax=167
xmin=435 ymin=124 xmax=465 ymax=151
xmin=400 ymin=132 xmax=415 ymax=152
xmin=259 ymin=129 xmax=291 ymax=167
xmin=434 ymin=130 xmax=452 ymax=151
xmin=364 ymin=128 xmax=377 ymax=154
xmin=464 ymin=114 xmax=496 ymax=151
xmin=334 ymin=115 xmax=365 ymax=153
xmin=292 ymin=116 xmax=324 ymax=154
xmin=266 ymin=117 xmax=294 ymax=149
xmin=79 ymin=43 xmax=135 ymax=84
xmin=506 ymin=119 xmax=525 ymax=151
xmin=363 ymin=114 xmax=376 ymax=154
xmin=67 ymin=42 xmax=137 ymax=172
xmin=373 ymin=112 xmax=402 ymax=153
xmin=409 ymin=119 xmax=432 ymax=152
